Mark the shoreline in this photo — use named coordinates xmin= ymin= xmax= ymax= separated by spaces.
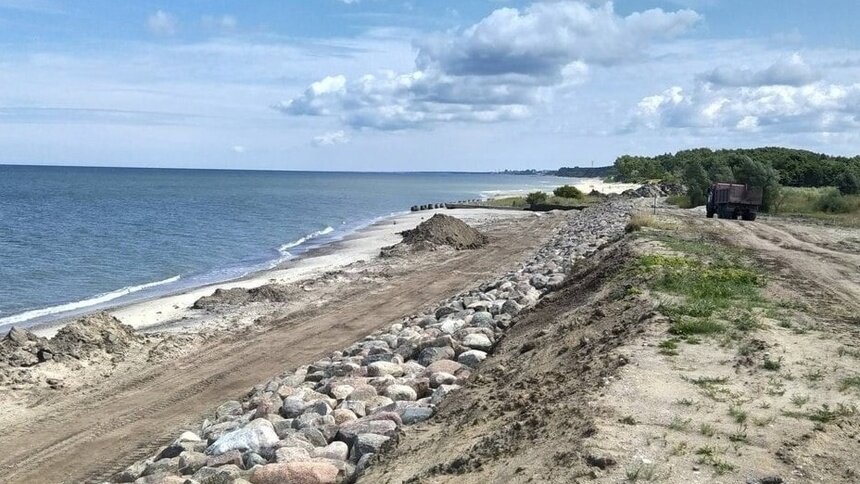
xmin=8 ymin=177 xmax=630 ymax=336
xmin=29 ymin=207 xmax=539 ymax=337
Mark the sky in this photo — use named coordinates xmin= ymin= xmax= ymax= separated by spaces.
xmin=1 ymin=0 xmax=859 ymax=171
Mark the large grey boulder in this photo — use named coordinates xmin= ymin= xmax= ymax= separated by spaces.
xmin=351 ymin=433 xmax=391 ymax=461
xmin=461 ymin=333 xmax=492 ymax=351
xmin=457 ymin=349 xmax=488 ymax=368
xmin=206 ymin=418 xmax=279 ymax=455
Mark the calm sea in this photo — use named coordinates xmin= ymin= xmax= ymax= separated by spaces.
xmin=0 ymin=165 xmax=570 ymax=329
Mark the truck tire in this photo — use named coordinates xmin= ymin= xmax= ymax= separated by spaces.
xmin=744 ymin=212 xmax=757 ymax=221
xmin=706 ymin=209 xmax=714 ymax=218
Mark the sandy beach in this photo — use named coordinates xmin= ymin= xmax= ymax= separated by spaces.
xmin=24 ymin=208 xmax=537 ymax=337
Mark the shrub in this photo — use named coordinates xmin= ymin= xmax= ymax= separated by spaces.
xmin=815 ymin=188 xmax=851 ymax=213
xmin=525 ymin=191 xmax=548 ymax=206
xmin=553 ymin=184 xmax=584 ymax=199
xmin=837 ymin=171 xmax=860 ymax=195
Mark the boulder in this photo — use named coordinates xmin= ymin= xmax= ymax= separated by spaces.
xmin=206 ymin=419 xmax=279 ymax=456
xmin=276 ymin=446 xmax=311 ymax=463
xmin=251 ymin=462 xmax=340 ymax=484
xmin=401 ymin=406 xmax=434 ymax=425
xmin=457 ymin=350 xmax=487 ymax=368
xmin=461 ymin=333 xmax=492 ymax=351
xmin=336 ymin=419 xmax=398 ymax=445
xmin=384 ymin=384 xmax=417 ymax=402
xmin=311 ymin=441 xmax=349 ymax=461
xmin=366 ymin=361 xmax=404 ymax=377
xmin=351 ymin=433 xmax=391 ymax=461
xmin=417 ymin=346 xmax=455 ymax=366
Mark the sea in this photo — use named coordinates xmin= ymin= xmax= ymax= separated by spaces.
xmin=0 ymin=165 xmax=572 ymax=330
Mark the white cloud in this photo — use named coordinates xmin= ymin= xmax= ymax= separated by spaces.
xmin=630 ymin=80 xmax=860 ymax=134
xmin=312 ymin=130 xmax=350 ymax=146
xmin=147 ymin=10 xmax=178 ymax=36
xmin=699 ymin=53 xmax=820 ymax=87
xmin=232 ymin=145 xmax=246 ymax=153
xmin=275 ymin=1 xmax=701 ymax=130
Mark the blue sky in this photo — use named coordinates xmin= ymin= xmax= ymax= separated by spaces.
xmin=1 ymin=1 xmax=859 ymax=171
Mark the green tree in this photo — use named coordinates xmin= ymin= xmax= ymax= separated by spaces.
xmin=708 ymin=162 xmax=734 ymax=183
xmin=525 ymin=191 xmax=548 ymax=206
xmin=732 ymin=156 xmax=780 ymax=211
xmin=553 ymin=185 xmax=584 ymax=199
xmin=683 ymin=160 xmax=710 ymax=207
xmin=837 ymin=171 xmax=860 ymax=195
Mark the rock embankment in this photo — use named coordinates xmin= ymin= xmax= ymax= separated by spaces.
xmin=112 ymin=201 xmax=632 ymax=484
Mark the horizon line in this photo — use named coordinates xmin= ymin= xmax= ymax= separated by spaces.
xmin=0 ymin=162 xmax=612 ymax=174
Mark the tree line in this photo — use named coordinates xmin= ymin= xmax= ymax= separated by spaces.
xmin=613 ymin=147 xmax=860 ymax=210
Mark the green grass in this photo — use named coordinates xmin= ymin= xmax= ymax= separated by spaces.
xmin=670 ymin=318 xmax=726 ymax=336
xmin=658 ymin=339 xmax=680 ymax=356
xmin=662 ymin=299 xmax=722 ymax=319
xmin=772 ymin=186 xmax=860 ymax=227
xmin=762 ymin=356 xmax=782 ymax=371
xmin=669 ymin=416 xmax=691 ymax=431
xmin=782 ymin=403 xmax=857 ymax=423
xmin=699 ymin=423 xmax=716 ymax=437
xmin=840 ymin=376 xmax=860 ymax=392
xmin=625 ymin=463 xmax=657 ymax=482
xmin=728 ymin=406 xmax=748 ymax=424
xmin=481 ymin=194 xmax=594 ymax=208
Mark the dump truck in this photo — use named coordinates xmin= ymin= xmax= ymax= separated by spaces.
xmin=706 ymin=183 xmax=763 ymax=220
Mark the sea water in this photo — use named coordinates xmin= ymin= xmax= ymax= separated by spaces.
xmin=0 ymin=166 xmax=571 ymax=329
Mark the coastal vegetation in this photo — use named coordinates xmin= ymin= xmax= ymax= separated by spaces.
xmin=610 ymin=146 xmax=860 ymax=223
xmin=553 ymin=184 xmax=584 ymax=199
xmin=525 ymin=191 xmax=548 ymax=206
xmin=485 ymin=192 xmax=595 ymax=208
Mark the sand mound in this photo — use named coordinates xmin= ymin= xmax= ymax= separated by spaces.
xmin=52 ymin=312 xmax=140 ymax=360
xmin=0 ymin=312 xmax=139 ymax=368
xmin=193 ymin=283 xmax=293 ymax=310
xmin=399 ymin=214 xmax=488 ymax=250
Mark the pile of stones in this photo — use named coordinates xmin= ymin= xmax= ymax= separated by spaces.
xmin=114 ymin=201 xmax=632 ymax=484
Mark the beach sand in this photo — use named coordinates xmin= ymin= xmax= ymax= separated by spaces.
xmin=30 ymin=208 xmax=538 ymax=336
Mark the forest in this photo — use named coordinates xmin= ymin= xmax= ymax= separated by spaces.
xmin=612 ymin=147 xmax=860 ymax=211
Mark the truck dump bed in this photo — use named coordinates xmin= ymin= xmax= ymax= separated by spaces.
xmin=711 ymin=183 xmax=763 ymax=205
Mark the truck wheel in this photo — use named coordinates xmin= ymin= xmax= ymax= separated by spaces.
xmin=748 ymin=212 xmax=757 ymax=221
xmin=706 ymin=209 xmax=714 ymax=218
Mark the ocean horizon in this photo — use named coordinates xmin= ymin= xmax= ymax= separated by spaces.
xmin=0 ymin=165 xmax=572 ymax=330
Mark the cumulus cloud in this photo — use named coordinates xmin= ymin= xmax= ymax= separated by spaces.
xmin=274 ymin=1 xmax=700 ymax=130
xmin=698 ymin=53 xmax=820 ymax=87
xmin=312 ymin=130 xmax=350 ymax=146
xmin=147 ymin=10 xmax=178 ymax=36
xmin=630 ymin=81 xmax=860 ymax=134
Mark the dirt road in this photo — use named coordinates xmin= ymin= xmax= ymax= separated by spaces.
xmin=0 ymin=213 xmax=562 ymax=484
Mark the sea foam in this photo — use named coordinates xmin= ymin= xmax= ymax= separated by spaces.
xmin=0 ymin=275 xmax=181 ymax=327
xmin=278 ymin=226 xmax=335 ymax=257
